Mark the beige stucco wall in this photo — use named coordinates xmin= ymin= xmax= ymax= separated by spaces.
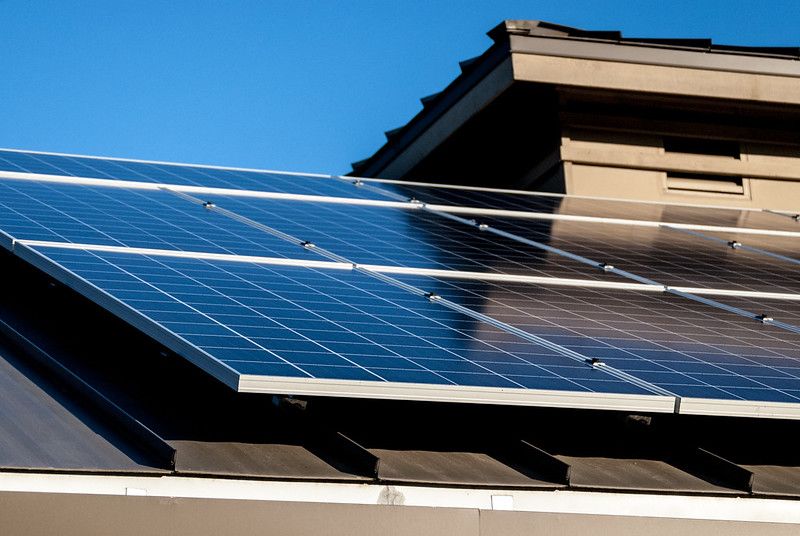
xmin=512 ymin=53 xmax=800 ymax=105
xmin=1 ymin=492 xmax=798 ymax=536
xmin=560 ymin=130 xmax=800 ymax=211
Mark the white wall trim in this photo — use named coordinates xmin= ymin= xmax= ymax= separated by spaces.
xmin=0 ymin=472 xmax=798 ymax=524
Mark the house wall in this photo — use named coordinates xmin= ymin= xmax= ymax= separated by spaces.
xmin=559 ymin=128 xmax=800 ymax=210
xmin=1 ymin=491 xmax=798 ymax=536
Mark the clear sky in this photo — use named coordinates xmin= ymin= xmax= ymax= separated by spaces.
xmin=1 ymin=1 xmax=798 ymax=175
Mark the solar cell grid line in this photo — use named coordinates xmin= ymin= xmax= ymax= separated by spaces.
xmin=0 ymin=179 xmax=322 ymax=262
xmin=0 ymin=149 xmax=391 ymax=201
xmin=169 ymin=190 xmax=641 ymax=284
xmin=24 ymin=246 xmax=668 ymax=403
xmin=391 ymin=274 xmax=800 ymax=404
xmin=353 ymin=177 xmax=800 ymax=233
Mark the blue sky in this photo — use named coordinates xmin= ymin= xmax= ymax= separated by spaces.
xmin=1 ymin=1 xmax=798 ymax=174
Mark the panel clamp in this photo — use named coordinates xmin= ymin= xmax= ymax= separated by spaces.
xmin=202 ymin=201 xmax=216 ymax=209
xmin=301 ymin=241 xmax=316 ymax=249
xmin=477 ymin=223 xmax=489 ymax=231
xmin=599 ymin=263 xmax=615 ymax=273
xmin=728 ymin=241 xmax=742 ymax=249
xmin=352 ymin=180 xmax=364 ymax=187
xmin=586 ymin=357 xmax=605 ymax=367
xmin=425 ymin=292 xmax=441 ymax=301
xmin=756 ymin=314 xmax=774 ymax=323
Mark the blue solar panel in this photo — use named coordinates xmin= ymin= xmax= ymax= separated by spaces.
xmin=391 ymin=274 xmax=800 ymax=403
xmin=2 ymin=149 xmax=800 ymax=416
xmin=3 ymin=149 xmax=797 ymax=236
xmin=0 ymin=180 xmax=320 ymax=261
xmin=28 ymin=247 xmax=657 ymax=399
xmin=0 ymin=149 xmax=385 ymax=201
xmin=208 ymin=195 xmax=634 ymax=281
xmin=0 ymin=178 xmax=634 ymax=283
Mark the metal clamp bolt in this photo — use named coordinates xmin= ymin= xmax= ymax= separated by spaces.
xmin=757 ymin=314 xmax=774 ymax=323
xmin=728 ymin=241 xmax=742 ymax=249
xmin=202 ymin=201 xmax=216 ymax=209
xmin=301 ymin=241 xmax=316 ymax=249
xmin=599 ymin=263 xmax=615 ymax=272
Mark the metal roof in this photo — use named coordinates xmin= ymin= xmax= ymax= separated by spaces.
xmin=2 ymin=248 xmax=800 ymax=497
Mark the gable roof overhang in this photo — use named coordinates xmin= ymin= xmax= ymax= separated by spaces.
xmin=350 ymin=20 xmax=800 ymax=181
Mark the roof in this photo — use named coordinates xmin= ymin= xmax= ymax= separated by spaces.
xmin=490 ymin=20 xmax=800 ymax=59
xmin=3 ymin=248 xmax=800 ymax=496
xmin=350 ymin=19 xmax=800 ymax=179
xmin=1 ymin=148 xmax=800 ymax=499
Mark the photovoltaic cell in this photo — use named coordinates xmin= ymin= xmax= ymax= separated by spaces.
xmin=29 ymin=247 xmax=654 ymax=397
xmin=0 ymin=179 xmax=320 ymax=261
xmin=391 ymin=274 xmax=800 ymax=403
xmin=0 ymin=149 xmax=386 ymax=201
xmin=481 ymin=217 xmax=800 ymax=295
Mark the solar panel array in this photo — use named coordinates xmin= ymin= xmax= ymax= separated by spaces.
xmin=2 ymin=148 xmax=799 ymax=418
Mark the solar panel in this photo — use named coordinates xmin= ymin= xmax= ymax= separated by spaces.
xmin=372 ymin=180 xmax=800 ymax=232
xmin=2 ymin=149 xmax=799 ymax=418
xmin=0 ymin=149 xmax=386 ymax=201
xmin=390 ymin=274 xmax=800 ymax=404
xmin=478 ymin=217 xmax=800 ymax=296
xmin=18 ymin=245 xmax=671 ymax=410
xmin=3 ymin=149 xmax=798 ymax=235
xmin=0 ymin=179 xmax=322 ymax=261
xmin=203 ymin=195 xmax=636 ymax=282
